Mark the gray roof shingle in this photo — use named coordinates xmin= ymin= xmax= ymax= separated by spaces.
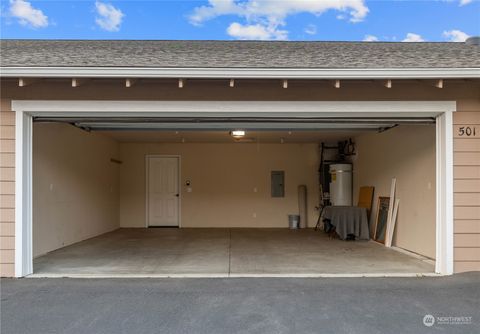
xmin=1 ymin=39 xmax=479 ymax=69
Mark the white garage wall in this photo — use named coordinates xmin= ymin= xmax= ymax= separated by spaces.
xmin=120 ymin=143 xmax=319 ymax=228
xmin=353 ymin=125 xmax=436 ymax=259
xmin=33 ymin=123 xmax=120 ymax=257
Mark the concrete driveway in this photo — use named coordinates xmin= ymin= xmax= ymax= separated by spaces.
xmin=1 ymin=273 xmax=479 ymax=334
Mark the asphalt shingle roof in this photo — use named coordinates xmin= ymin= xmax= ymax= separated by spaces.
xmin=1 ymin=40 xmax=479 ymax=69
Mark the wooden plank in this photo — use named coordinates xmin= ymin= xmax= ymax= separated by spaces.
xmin=0 ymin=100 xmax=12 ymax=113
xmin=0 ymin=139 xmax=15 ymax=153
xmin=0 ymin=182 xmax=15 ymax=195
xmin=454 ymin=179 xmax=480 ymax=193
xmin=0 ymin=208 xmax=14 ymax=222
xmin=0 ymin=222 xmax=15 ymax=236
xmin=454 ymin=233 xmax=480 ymax=247
xmin=0 ymin=236 xmax=14 ymax=250
xmin=454 ymin=139 xmax=480 ymax=152
xmin=0 ymin=126 xmax=15 ymax=140
xmin=0 ymin=263 xmax=15 ymax=277
xmin=455 ymin=206 xmax=480 ymax=220
xmin=0 ymin=112 xmax=15 ymax=126
xmin=454 ymin=112 xmax=480 ymax=125
xmin=455 ymin=248 xmax=480 ymax=261
xmin=0 ymin=195 xmax=15 ymax=208
xmin=454 ymin=166 xmax=480 ymax=179
xmin=455 ymin=220 xmax=480 ymax=234
xmin=0 ymin=250 xmax=14 ymax=263
xmin=455 ymin=261 xmax=480 ymax=273
xmin=454 ymin=193 xmax=480 ymax=206
xmin=454 ymin=152 xmax=480 ymax=166
xmin=0 ymin=153 xmax=15 ymax=168
xmin=0 ymin=168 xmax=15 ymax=181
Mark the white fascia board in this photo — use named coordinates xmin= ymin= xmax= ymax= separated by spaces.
xmin=12 ymin=100 xmax=456 ymax=116
xmin=1 ymin=67 xmax=480 ymax=79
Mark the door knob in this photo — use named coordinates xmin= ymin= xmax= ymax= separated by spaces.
xmin=175 ymin=194 xmax=179 ymax=197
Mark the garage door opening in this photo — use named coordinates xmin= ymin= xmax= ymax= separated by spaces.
xmin=12 ymin=100 xmax=454 ymax=277
xmin=30 ymin=117 xmax=438 ymax=277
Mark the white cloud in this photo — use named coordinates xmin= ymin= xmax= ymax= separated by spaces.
xmin=95 ymin=1 xmax=124 ymax=32
xmin=402 ymin=33 xmax=424 ymax=42
xmin=304 ymin=24 xmax=317 ymax=35
xmin=9 ymin=0 xmax=48 ymax=28
xmin=190 ymin=0 xmax=369 ymax=40
xmin=227 ymin=22 xmax=287 ymax=40
xmin=443 ymin=0 xmax=473 ymax=6
xmin=443 ymin=29 xmax=470 ymax=42
xmin=363 ymin=34 xmax=378 ymax=42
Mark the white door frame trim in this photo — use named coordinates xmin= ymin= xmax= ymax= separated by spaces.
xmin=145 ymin=155 xmax=181 ymax=228
xmin=12 ymin=100 xmax=456 ymax=277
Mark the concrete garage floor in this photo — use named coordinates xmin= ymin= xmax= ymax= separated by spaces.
xmin=32 ymin=228 xmax=435 ymax=277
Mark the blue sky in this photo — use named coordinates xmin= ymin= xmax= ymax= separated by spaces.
xmin=0 ymin=1 xmax=479 ymax=41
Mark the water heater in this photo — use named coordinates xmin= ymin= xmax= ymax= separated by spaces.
xmin=329 ymin=164 xmax=352 ymax=206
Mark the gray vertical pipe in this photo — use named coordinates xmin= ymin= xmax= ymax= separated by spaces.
xmin=298 ymin=185 xmax=307 ymax=228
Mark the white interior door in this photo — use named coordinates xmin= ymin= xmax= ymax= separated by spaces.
xmin=147 ymin=156 xmax=179 ymax=227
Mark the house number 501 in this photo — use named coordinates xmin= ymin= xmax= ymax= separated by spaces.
xmin=458 ymin=126 xmax=477 ymax=137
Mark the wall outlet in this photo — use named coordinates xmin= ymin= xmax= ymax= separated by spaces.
xmin=253 ymin=187 xmax=258 ymax=193
xmin=253 ymin=213 xmax=257 ymax=218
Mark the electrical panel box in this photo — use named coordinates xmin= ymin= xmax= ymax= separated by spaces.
xmin=271 ymin=171 xmax=285 ymax=197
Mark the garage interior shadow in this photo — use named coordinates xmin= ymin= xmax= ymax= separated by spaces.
xmin=31 ymin=121 xmax=437 ymax=277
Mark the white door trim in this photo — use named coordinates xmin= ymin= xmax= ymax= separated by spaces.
xmin=145 ymin=155 xmax=181 ymax=228
xmin=436 ymin=111 xmax=454 ymax=275
xmin=12 ymin=100 xmax=456 ymax=277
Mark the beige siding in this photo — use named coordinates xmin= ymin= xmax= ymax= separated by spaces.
xmin=453 ymin=111 xmax=480 ymax=273
xmin=0 ymin=99 xmax=14 ymax=277
xmin=454 ymin=166 xmax=480 ymax=179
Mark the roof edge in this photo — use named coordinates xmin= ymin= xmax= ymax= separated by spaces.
xmin=1 ymin=67 xmax=479 ymax=79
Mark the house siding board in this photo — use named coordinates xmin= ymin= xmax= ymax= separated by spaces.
xmin=0 ymin=99 xmax=14 ymax=277
xmin=453 ymin=111 xmax=480 ymax=273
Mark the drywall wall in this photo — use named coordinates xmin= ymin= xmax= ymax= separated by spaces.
xmin=353 ymin=125 xmax=436 ymax=259
xmin=33 ymin=123 xmax=120 ymax=257
xmin=120 ymin=143 xmax=319 ymax=228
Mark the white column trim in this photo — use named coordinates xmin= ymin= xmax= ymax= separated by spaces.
xmin=435 ymin=110 xmax=454 ymax=275
xmin=14 ymin=111 xmax=33 ymax=277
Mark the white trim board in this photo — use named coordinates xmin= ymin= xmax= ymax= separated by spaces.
xmin=2 ymin=67 xmax=480 ymax=79
xmin=12 ymin=100 xmax=455 ymax=277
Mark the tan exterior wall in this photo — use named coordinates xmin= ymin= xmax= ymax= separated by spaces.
xmin=32 ymin=123 xmax=120 ymax=257
xmin=0 ymin=99 xmax=15 ymax=277
xmin=0 ymin=80 xmax=479 ymax=276
xmin=120 ymin=143 xmax=319 ymax=228
xmin=453 ymin=111 xmax=480 ymax=273
xmin=353 ymin=125 xmax=436 ymax=259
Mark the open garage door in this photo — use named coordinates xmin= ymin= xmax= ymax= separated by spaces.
xmin=13 ymin=100 xmax=455 ymax=277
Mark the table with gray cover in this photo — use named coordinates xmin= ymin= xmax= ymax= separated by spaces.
xmin=323 ymin=206 xmax=370 ymax=240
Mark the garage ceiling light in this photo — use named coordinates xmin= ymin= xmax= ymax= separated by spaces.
xmin=231 ymin=130 xmax=246 ymax=138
